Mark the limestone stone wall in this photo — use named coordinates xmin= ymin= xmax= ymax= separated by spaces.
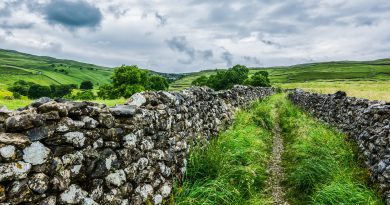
xmin=0 ymin=86 xmax=274 ymax=205
xmin=289 ymin=89 xmax=390 ymax=202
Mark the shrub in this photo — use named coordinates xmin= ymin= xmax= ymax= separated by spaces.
xmin=149 ymin=75 xmax=169 ymax=90
xmin=8 ymin=80 xmax=35 ymax=96
xmin=50 ymin=84 xmax=76 ymax=98
xmin=207 ymin=65 xmax=249 ymax=90
xmin=191 ymin=75 xmax=209 ymax=86
xmin=244 ymin=71 xmax=271 ymax=87
xmin=67 ymin=90 xmax=97 ymax=100
xmin=28 ymin=84 xmax=51 ymax=99
xmin=80 ymin=80 xmax=93 ymax=90
xmin=97 ymin=84 xmax=119 ymax=100
xmin=190 ymin=65 xmax=271 ymax=90
xmin=12 ymin=92 xmax=21 ymax=99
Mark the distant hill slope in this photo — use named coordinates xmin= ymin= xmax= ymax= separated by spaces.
xmin=0 ymin=49 xmax=114 ymax=89
xmin=170 ymin=58 xmax=390 ymax=90
xmin=0 ymin=49 xmax=186 ymax=89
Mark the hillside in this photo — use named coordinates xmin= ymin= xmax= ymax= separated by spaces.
xmin=170 ymin=59 xmax=390 ymax=101
xmin=0 ymin=49 xmax=114 ymax=88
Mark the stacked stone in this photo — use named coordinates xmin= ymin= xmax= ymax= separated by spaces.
xmin=0 ymin=86 xmax=274 ymax=205
xmin=288 ymin=89 xmax=390 ymax=203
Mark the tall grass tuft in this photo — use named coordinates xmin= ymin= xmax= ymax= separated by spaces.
xmin=278 ymin=94 xmax=383 ymax=204
xmin=311 ymin=176 xmax=382 ymax=205
xmin=173 ymin=99 xmax=275 ymax=205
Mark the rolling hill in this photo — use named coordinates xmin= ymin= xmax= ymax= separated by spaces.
xmin=170 ymin=59 xmax=390 ymax=102
xmin=170 ymin=59 xmax=390 ymax=90
xmin=0 ymin=49 xmax=114 ymax=89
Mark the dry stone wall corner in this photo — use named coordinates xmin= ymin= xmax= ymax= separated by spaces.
xmin=0 ymin=85 xmax=274 ymax=205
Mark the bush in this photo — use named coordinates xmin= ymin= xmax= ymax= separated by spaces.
xmin=12 ymin=92 xmax=21 ymax=99
xmin=67 ymin=90 xmax=97 ymax=100
xmin=97 ymin=84 xmax=119 ymax=100
xmin=149 ymin=75 xmax=169 ymax=90
xmin=28 ymin=84 xmax=51 ymax=99
xmin=8 ymin=81 xmax=76 ymax=99
xmin=8 ymin=80 xmax=35 ymax=96
xmin=191 ymin=67 xmax=272 ymax=90
xmin=191 ymin=75 xmax=209 ymax=86
xmin=3 ymin=96 xmax=13 ymax=100
xmin=80 ymin=80 xmax=93 ymax=90
xmin=207 ymin=65 xmax=249 ymax=90
xmin=244 ymin=71 xmax=271 ymax=87
xmin=50 ymin=84 xmax=76 ymax=98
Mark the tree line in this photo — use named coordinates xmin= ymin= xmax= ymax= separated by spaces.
xmin=8 ymin=80 xmax=95 ymax=100
xmin=191 ymin=64 xmax=271 ymax=90
xmin=7 ymin=64 xmax=269 ymax=101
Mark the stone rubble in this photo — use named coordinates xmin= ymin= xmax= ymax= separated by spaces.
xmin=289 ymin=89 xmax=390 ymax=203
xmin=0 ymin=85 xmax=274 ymax=204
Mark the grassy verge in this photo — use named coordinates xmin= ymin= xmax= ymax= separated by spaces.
xmin=278 ymin=94 xmax=383 ymax=204
xmin=171 ymin=97 xmax=278 ymax=205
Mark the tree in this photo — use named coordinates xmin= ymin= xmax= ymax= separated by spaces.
xmin=193 ymin=64 xmax=250 ymax=91
xmin=28 ymin=84 xmax=51 ymax=99
xmin=8 ymin=80 xmax=33 ymax=96
xmin=191 ymin=75 xmax=209 ymax=86
xmin=98 ymin=65 xmax=169 ymax=99
xmin=149 ymin=75 xmax=169 ymax=91
xmin=50 ymin=84 xmax=76 ymax=98
xmin=97 ymin=84 xmax=119 ymax=100
xmin=80 ymin=80 xmax=94 ymax=90
xmin=244 ymin=71 xmax=271 ymax=87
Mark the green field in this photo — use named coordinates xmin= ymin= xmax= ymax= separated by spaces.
xmin=0 ymin=49 xmax=113 ymax=90
xmin=1 ymin=48 xmax=389 ymax=109
xmin=170 ymin=59 xmax=390 ymax=101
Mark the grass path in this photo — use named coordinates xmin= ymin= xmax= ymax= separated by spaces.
xmin=171 ymin=94 xmax=383 ymax=204
xmin=266 ymin=112 xmax=289 ymax=205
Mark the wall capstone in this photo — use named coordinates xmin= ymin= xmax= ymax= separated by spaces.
xmin=0 ymin=85 xmax=274 ymax=205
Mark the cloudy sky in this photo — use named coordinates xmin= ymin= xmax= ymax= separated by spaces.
xmin=0 ymin=0 xmax=389 ymax=73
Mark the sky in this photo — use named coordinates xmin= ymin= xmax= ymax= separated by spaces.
xmin=0 ymin=0 xmax=389 ymax=73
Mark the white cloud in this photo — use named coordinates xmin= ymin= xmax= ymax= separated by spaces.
xmin=0 ymin=0 xmax=389 ymax=72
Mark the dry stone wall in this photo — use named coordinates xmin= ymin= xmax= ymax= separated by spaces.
xmin=0 ymin=85 xmax=274 ymax=205
xmin=289 ymin=89 xmax=390 ymax=202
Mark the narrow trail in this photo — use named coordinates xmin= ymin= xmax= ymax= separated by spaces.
xmin=266 ymin=113 xmax=289 ymax=205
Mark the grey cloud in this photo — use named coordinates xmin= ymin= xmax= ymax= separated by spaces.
xmin=155 ymin=12 xmax=167 ymax=26
xmin=0 ymin=21 xmax=34 ymax=29
xmin=354 ymin=16 xmax=377 ymax=27
xmin=200 ymin=50 xmax=213 ymax=60
xmin=167 ymin=36 xmax=195 ymax=58
xmin=221 ymin=50 xmax=233 ymax=67
xmin=44 ymin=0 xmax=102 ymax=29
xmin=0 ymin=7 xmax=11 ymax=17
xmin=108 ymin=5 xmax=129 ymax=18
xmin=243 ymin=56 xmax=260 ymax=65
xmin=0 ymin=0 xmax=389 ymax=72
xmin=166 ymin=36 xmax=213 ymax=64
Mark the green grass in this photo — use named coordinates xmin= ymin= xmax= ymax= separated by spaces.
xmin=169 ymin=59 xmax=390 ymax=101
xmin=0 ymin=48 xmax=115 ymax=108
xmin=0 ymin=49 xmax=113 ymax=88
xmin=173 ymin=94 xmax=383 ymax=204
xmin=172 ymin=98 xmax=277 ymax=205
xmin=278 ymin=94 xmax=383 ymax=205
